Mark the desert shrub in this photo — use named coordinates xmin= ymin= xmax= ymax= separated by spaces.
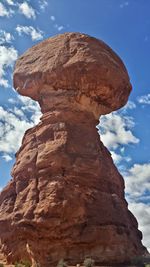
xmin=15 ymin=260 xmax=31 ymax=267
xmin=15 ymin=263 xmax=23 ymax=267
xmin=21 ymin=260 xmax=31 ymax=267
xmin=83 ymin=257 xmax=95 ymax=267
xmin=57 ymin=259 xmax=68 ymax=267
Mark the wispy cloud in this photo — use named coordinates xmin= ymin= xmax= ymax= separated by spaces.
xmin=110 ymin=150 xmax=132 ymax=164
xmin=18 ymin=2 xmax=36 ymax=19
xmin=39 ymin=0 xmax=48 ymax=11
xmin=2 ymin=154 xmax=12 ymax=162
xmin=56 ymin=25 xmax=64 ymax=31
xmin=0 ymin=45 xmax=18 ymax=88
xmin=120 ymin=1 xmax=129 ymax=8
xmin=16 ymin=25 xmax=44 ymax=41
xmin=54 ymin=24 xmax=64 ymax=32
xmin=5 ymin=0 xmax=15 ymax=6
xmin=50 ymin=15 xmax=64 ymax=32
xmin=0 ymin=30 xmax=14 ymax=45
xmin=137 ymin=93 xmax=150 ymax=105
xmin=0 ymin=2 xmax=12 ymax=17
xmin=50 ymin=15 xmax=56 ymax=21
xmin=122 ymin=100 xmax=136 ymax=111
xmin=110 ymin=151 xmax=123 ymax=164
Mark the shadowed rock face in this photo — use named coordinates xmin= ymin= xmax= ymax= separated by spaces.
xmin=0 ymin=33 xmax=147 ymax=266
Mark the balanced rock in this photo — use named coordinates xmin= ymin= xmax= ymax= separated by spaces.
xmin=13 ymin=32 xmax=131 ymax=117
xmin=0 ymin=33 xmax=147 ymax=266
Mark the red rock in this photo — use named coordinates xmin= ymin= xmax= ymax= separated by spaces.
xmin=0 ymin=33 xmax=147 ymax=266
xmin=13 ymin=32 xmax=131 ymax=117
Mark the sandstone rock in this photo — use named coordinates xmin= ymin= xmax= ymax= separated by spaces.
xmin=0 ymin=33 xmax=147 ymax=266
xmin=13 ymin=32 xmax=131 ymax=118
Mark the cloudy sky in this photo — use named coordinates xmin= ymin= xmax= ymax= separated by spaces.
xmin=0 ymin=0 xmax=150 ymax=252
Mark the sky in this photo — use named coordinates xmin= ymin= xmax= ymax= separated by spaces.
xmin=0 ymin=0 xmax=150 ymax=252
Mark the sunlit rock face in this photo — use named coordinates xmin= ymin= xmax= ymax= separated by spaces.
xmin=13 ymin=32 xmax=131 ymax=117
xmin=0 ymin=33 xmax=147 ymax=266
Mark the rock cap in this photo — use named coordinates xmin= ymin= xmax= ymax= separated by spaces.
xmin=13 ymin=32 xmax=132 ymax=117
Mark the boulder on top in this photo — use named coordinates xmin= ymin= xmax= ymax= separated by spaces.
xmin=13 ymin=32 xmax=131 ymax=117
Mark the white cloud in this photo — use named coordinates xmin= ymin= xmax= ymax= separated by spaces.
xmin=0 ymin=45 xmax=18 ymax=88
xmin=6 ymin=0 xmax=15 ymax=6
xmin=0 ymin=2 xmax=10 ymax=17
xmin=120 ymin=147 xmax=125 ymax=153
xmin=122 ymin=100 xmax=136 ymax=111
xmin=137 ymin=93 xmax=150 ymax=105
xmin=128 ymin=202 xmax=150 ymax=252
xmin=57 ymin=26 xmax=64 ymax=31
xmin=120 ymin=1 xmax=129 ymax=8
xmin=110 ymin=150 xmax=131 ymax=165
xmin=110 ymin=151 xmax=123 ymax=164
xmin=11 ymin=106 xmax=25 ymax=118
xmin=50 ymin=15 xmax=55 ymax=21
xmin=18 ymin=2 xmax=36 ymax=19
xmin=99 ymin=112 xmax=139 ymax=150
xmin=0 ymin=79 xmax=9 ymax=88
xmin=0 ymin=30 xmax=14 ymax=44
xmin=0 ymin=96 xmax=41 ymax=161
xmin=124 ymin=156 xmax=132 ymax=162
xmin=54 ymin=24 xmax=64 ymax=31
xmin=2 ymin=154 xmax=12 ymax=162
xmin=125 ymin=163 xmax=150 ymax=201
xmin=50 ymin=15 xmax=64 ymax=32
xmin=8 ymin=98 xmax=17 ymax=104
xmin=16 ymin=25 xmax=44 ymax=41
xmin=0 ymin=106 xmax=31 ymax=154
xmin=18 ymin=95 xmax=41 ymax=125
xmin=39 ymin=0 xmax=48 ymax=10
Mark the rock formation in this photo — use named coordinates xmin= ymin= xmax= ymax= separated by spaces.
xmin=0 ymin=33 xmax=147 ymax=266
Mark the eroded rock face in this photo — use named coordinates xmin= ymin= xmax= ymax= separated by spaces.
xmin=0 ymin=33 xmax=147 ymax=266
xmin=13 ymin=32 xmax=131 ymax=118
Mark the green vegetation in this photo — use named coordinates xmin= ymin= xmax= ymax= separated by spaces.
xmin=57 ymin=259 xmax=68 ymax=267
xmin=83 ymin=257 xmax=95 ymax=267
xmin=15 ymin=263 xmax=23 ymax=267
xmin=15 ymin=260 xmax=31 ymax=267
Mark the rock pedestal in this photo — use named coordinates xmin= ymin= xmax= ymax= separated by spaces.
xmin=0 ymin=33 xmax=147 ymax=266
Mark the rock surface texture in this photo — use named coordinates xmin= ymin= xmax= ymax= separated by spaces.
xmin=0 ymin=33 xmax=147 ymax=266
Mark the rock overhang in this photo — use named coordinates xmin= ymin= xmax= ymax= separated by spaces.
xmin=13 ymin=32 xmax=132 ymax=118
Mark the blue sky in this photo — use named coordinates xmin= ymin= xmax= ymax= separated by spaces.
xmin=0 ymin=0 xmax=150 ymax=252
